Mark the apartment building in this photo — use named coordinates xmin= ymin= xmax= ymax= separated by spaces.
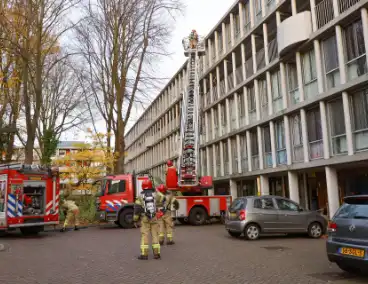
xmin=125 ymin=0 xmax=368 ymax=217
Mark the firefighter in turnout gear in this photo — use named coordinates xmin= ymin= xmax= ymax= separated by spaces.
xmin=157 ymin=184 xmax=179 ymax=245
xmin=134 ymin=179 xmax=165 ymax=260
xmin=60 ymin=193 xmax=80 ymax=232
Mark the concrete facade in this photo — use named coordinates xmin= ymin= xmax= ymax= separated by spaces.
xmin=125 ymin=0 xmax=368 ymax=218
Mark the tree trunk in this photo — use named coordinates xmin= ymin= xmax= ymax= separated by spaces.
xmin=114 ymin=122 xmax=125 ymax=174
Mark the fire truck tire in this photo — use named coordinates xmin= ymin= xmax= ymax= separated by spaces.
xmin=188 ymin=207 xmax=208 ymax=226
xmin=20 ymin=226 xmax=43 ymax=236
xmin=177 ymin=218 xmax=189 ymax=225
xmin=118 ymin=208 xmax=134 ymax=229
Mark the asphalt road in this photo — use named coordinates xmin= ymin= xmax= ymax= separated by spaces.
xmin=0 ymin=224 xmax=367 ymax=284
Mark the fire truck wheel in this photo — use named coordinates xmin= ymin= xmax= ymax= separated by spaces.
xmin=118 ymin=208 xmax=134 ymax=229
xmin=188 ymin=207 xmax=208 ymax=226
xmin=20 ymin=226 xmax=43 ymax=236
xmin=177 ymin=218 xmax=189 ymax=225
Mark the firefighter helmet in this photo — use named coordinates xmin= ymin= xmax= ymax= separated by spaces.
xmin=157 ymin=184 xmax=167 ymax=193
xmin=142 ymin=179 xmax=153 ymax=190
xmin=167 ymin=160 xmax=173 ymax=167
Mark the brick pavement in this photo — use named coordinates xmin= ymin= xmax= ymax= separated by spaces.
xmin=0 ymin=224 xmax=367 ymax=284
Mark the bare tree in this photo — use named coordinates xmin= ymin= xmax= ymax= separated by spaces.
xmin=0 ymin=0 xmax=82 ymax=164
xmin=36 ymin=57 xmax=90 ymax=164
xmin=74 ymin=0 xmax=183 ymax=173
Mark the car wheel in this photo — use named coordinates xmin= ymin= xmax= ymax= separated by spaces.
xmin=336 ymin=262 xmax=360 ymax=274
xmin=308 ymin=222 xmax=323 ymax=239
xmin=244 ymin=223 xmax=260 ymax=240
xmin=228 ymin=231 xmax=242 ymax=238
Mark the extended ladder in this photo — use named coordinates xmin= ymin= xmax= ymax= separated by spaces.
xmin=178 ymin=37 xmax=205 ymax=187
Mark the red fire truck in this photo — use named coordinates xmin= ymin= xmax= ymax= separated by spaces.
xmin=95 ymin=34 xmax=231 ymax=228
xmin=0 ymin=163 xmax=60 ymax=235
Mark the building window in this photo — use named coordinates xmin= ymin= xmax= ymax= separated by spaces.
xmin=287 ymin=62 xmax=299 ymax=104
xmin=328 ymin=98 xmax=347 ymax=155
xmin=235 ymin=14 xmax=241 ymax=38
xmin=344 ymin=19 xmax=367 ymax=80
xmin=263 ymin=125 xmax=272 ymax=168
xmin=351 ymin=89 xmax=368 ymax=151
xmin=275 ymin=120 xmax=286 ymax=164
xmin=215 ymin=144 xmax=220 ymax=176
xmin=223 ymin=141 xmax=229 ymax=176
xmin=231 ymin=137 xmax=238 ymax=173
xmin=307 ymin=107 xmax=323 ymax=159
xmin=248 ymin=85 xmax=257 ymax=122
xmin=291 ymin=114 xmax=303 ymax=162
xmin=218 ymin=32 xmax=223 ymax=53
xmin=322 ymin=34 xmax=340 ymax=89
xmin=271 ymin=70 xmax=283 ymax=113
xmin=59 ymin=149 xmax=66 ymax=156
xmin=302 ymin=49 xmax=318 ymax=100
xmin=254 ymin=0 xmax=262 ymax=23
xmin=250 ymin=129 xmax=259 ymax=170
xmin=243 ymin=1 xmax=251 ymax=32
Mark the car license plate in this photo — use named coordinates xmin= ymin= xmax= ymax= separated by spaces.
xmin=230 ymin=213 xmax=237 ymax=219
xmin=340 ymin=247 xmax=365 ymax=258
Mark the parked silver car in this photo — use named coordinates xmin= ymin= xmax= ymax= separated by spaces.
xmin=225 ymin=195 xmax=327 ymax=240
xmin=326 ymin=195 xmax=368 ymax=274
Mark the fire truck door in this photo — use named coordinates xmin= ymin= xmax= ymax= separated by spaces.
xmin=0 ymin=174 xmax=7 ymax=227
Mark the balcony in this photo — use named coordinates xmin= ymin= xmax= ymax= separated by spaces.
xmin=277 ymin=11 xmax=312 ymax=57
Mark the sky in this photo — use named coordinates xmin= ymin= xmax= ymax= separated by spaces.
xmin=61 ymin=0 xmax=235 ymax=141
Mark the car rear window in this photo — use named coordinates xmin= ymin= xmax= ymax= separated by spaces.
xmin=334 ymin=198 xmax=368 ymax=219
xmin=230 ymin=198 xmax=247 ymax=211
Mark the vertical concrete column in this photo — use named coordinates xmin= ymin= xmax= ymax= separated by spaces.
xmin=239 ymin=2 xmax=245 ymax=37
xmin=218 ymin=104 xmax=222 ymax=136
xmin=209 ymin=72 xmax=214 ymax=103
xmin=335 ymin=25 xmax=347 ymax=84
xmin=280 ymin=63 xmax=288 ymax=109
xmin=241 ymin=43 xmax=247 ymax=80
xmin=257 ymin=126 xmax=264 ymax=170
xmin=261 ymin=0 xmax=266 ymax=17
xmin=234 ymin=93 xmax=240 ymax=129
xmin=246 ymin=130 xmax=252 ymax=171
xmin=263 ymin=23 xmax=269 ymax=65
xmin=228 ymin=138 xmax=233 ymax=175
xmin=200 ymin=148 xmax=205 ymax=176
xmin=230 ymin=179 xmax=238 ymax=200
xmin=244 ymin=87 xmax=250 ymax=125
xmin=230 ymin=13 xmax=235 ymax=46
xmin=205 ymin=112 xmax=209 ymax=143
xmin=332 ymin=0 xmax=339 ymax=17
xmin=260 ymin=175 xmax=270 ymax=195
xmin=361 ymin=8 xmax=368 ymax=69
xmin=211 ymin=109 xmax=216 ymax=140
xmin=222 ymin=22 xmax=227 ymax=54
xmin=214 ymin=31 xmax=219 ymax=61
xmin=288 ymin=171 xmax=300 ymax=204
xmin=320 ymin=101 xmax=330 ymax=159
xmin=212 ymin=146 xmax=217 ymax=178
xmin=224 ymin=59 xmax=229 ymax=93
xmin=291 ymin=0 xmax=297 ymax=15
xmin=208 ymin=39 xmax=213 ymax=66
xmin=220 ymin=141 xmax=225 ymax=176
xmin=206 ymin=147 xmax=211 ymax=176
xmin=325 ymin=166 xmax=340 ymax=218
xmin=249 ymin=0 xmax=255 ymax=27
xmin=309 ymin=0 xmax=317 ymax=32
xmin=251 ymin=34 xmax=257 ymax=73
xmin=266 ymin=71 xmax=273 ymax=115
xmin=270 ymin=121 xmax=277 ymax=168
xmin=313 ymin=40 xmax=324 ymax=94
xmin=255 ymin=80 xmax=261 ymax=121
xmin=232 ymin=52 xmax=237 ymax=86
xmin=225 ymin=98 xmax=231 ymax=133
xmin=284 ymin=115 xmax=292 ymax=165
xmin=296 ymin=52 xmax=305 ymax=102
xmin=342 ymin=92 xmax=354 ymax=155
xmin=236 ymin=134 xmax=242 ymax=173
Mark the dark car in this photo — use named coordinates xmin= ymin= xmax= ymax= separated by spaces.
xmin=326 ymin=195 xmax=368 ymax=274
xmin=225 ymin=195 xmax=327 ymax=240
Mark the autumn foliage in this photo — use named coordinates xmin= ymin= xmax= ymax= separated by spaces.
xmin=53 ymin=131 xmax=116 ymax=191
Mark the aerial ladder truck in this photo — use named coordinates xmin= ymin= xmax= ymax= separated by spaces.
xmin=162 ymin=31 xmax=232 ymax=225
